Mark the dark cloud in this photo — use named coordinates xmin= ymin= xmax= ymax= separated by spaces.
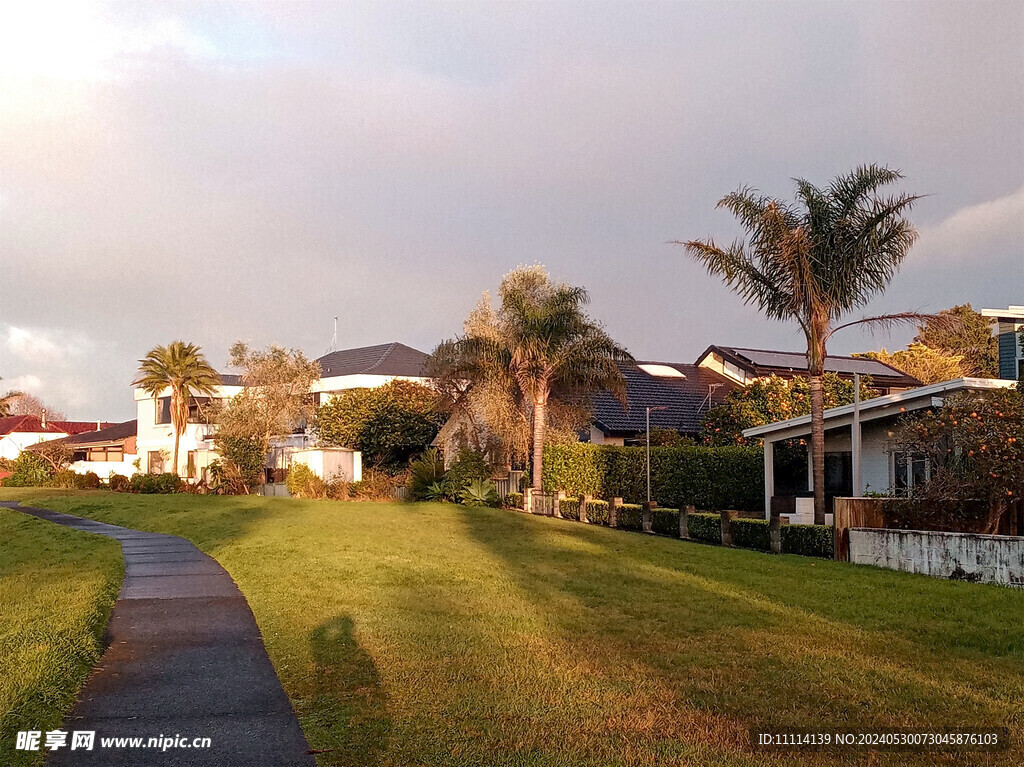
xmin=1 ymin=1 xmax=1022 ymax=419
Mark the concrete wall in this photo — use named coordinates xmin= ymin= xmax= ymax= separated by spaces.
xmin=849 ymin=528 xmax=1024 ymax=587
xmin=291 ymin=448 xmax=362 ymax=482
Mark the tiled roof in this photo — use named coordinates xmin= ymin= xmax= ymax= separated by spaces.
xmin=591 ymin=363 xmax=737 ymax=436
xmin=0 ymin=415 xmax=66 ymax=435
xmin=315 ymin=342 xmax=429 ymax=379
xmin=48 ymin=420 xmax=116 ymax=435
xmin=703 ymin=345 xmax=921 ymax=386
xmin=48 ymin=420 xmax=138 ymax=447
xmin=219 ymin=374 xmax=244 ymax=386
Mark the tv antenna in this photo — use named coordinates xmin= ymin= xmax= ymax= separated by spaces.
xmin=326 ymin=316 xmax=338 ymax=354
xmin=700 ymin=383 xmax=724 ymax=412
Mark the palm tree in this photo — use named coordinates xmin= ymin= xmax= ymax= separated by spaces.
xmin=133 ymin=341 xmax=221 ymax=476
xmin=432 ymin=266 xmax=633 ymax=492
xmin=678 ymin=165 xmax=926 ymax=524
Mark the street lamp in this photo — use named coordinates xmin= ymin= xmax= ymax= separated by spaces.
xmin=646 ymin=406 xmax=669 ymax=503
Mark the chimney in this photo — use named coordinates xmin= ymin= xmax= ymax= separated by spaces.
xmin=41 ymin=409 xmax=46 ymax=429
xmin=97 ymin=420 xmax=101 ymax=430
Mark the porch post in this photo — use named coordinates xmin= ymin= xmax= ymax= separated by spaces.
xmin=763 ymin=438 xmax=775 ymax=520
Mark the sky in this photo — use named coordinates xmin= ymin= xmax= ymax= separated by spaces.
xmin=1 ymin=0 xmax=1022 ymax=421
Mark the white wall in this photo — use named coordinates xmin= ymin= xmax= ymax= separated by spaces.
xmin=292 ymin=448 xmax=361 ymax=482
xmin=69 ymin=457 xmax=138 ymax=478
xmin=312 ymin=374 xmax=432 ymax=403
xmin=850 ymin=528 xmax=1024 ymax=588
xmin=1 ymin=431 xmax=70 ymax=460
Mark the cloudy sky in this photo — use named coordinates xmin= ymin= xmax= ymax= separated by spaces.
xmin=1 ymin=1 xmax=1022 ymax=420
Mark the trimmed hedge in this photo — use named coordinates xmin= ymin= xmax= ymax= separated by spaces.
xmin=687 ymin=512 xmax=720 ymax=543
xmin=730 ymin=518 xmax=771 ymax=552
xmin=781 ymin=524 xmax=834 ymax=558
xmin=542 ymin=443 xmax=763 ymax=511
xmin=505 ymin=492 xmax=524 ymax=510
xmin=651 ymin=509 xmax=680 ymax=536
xmin=129 ymin=473 xmax=182 ymax=494
xmin=616 ymin=503 xmax=643 ymax=531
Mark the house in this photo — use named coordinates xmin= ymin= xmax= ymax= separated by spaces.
xmin=588 ymin=361 xmax=736 ymax=445
xmin=981 ymin=306 xmax=1024 ymax=380
xmin=0 ymin=415 xmax=114 ymax=460
xmin=28 ymin=420 xmax=138 ymax=477
xmin=695 ymin=345 xmax=921 ymax=394
xmin=311 ymin=342 xmax=431 ymax=405
xmin=741 ymin=377 xmax=1017 ymax=519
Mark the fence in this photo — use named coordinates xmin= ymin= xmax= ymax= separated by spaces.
xmin=848 ymin=528 xmax=1024 ymax=587
xmin=492 ymin=470 xmax=524 ymax=500
xmin=391 ymin=485 xmax=410 ymax=502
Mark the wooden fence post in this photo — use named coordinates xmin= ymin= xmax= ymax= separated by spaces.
xmin=642 ymin=501 xmax=655 ymax=533
xmin=679 ymin=505 xmax=692 ymax=539
xmin=554 ymin=490 xmax=565 ymax=518
xmin=609 ymin=497 xmax=621 ymax=528
xmin=579 ymin=494 xmax=590 ymax=524
xmin=720 ymin=509 xmax=732 ymax=547
xmin=769 ymin=505 xmax=781 ymax=554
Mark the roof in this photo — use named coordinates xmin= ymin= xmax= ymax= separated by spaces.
xmin=51 ymin=420 xmax=137 ymax=447
xmin=699 ymin=345 xmax=921 ymax=386
xmin=981 ymin=306 xmax=1024 ymax=321
xmin=0 ymin=415 xmax=66 ymax=436
xmin=48 ymin=420 xmax=116 ymax=435
xmin=741 ymin=377 xmax=1016 ymax=441
xmin=591 ymin=362 xmax=737 ymax=436
xmin=219 ymin=373 xmax=244 ymax=386
xmin=315 ymin=342 xmax=429 ymax=379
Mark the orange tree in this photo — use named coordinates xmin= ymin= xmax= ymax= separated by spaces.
xmin=894 ymin=387 xmax=1024 ymax=533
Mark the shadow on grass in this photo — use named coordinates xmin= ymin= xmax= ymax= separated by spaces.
xmin=307 ymin=616 xmax=390 ymax=767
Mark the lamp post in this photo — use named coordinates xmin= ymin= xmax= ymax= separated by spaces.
xmin=646 ymin=406 xmax=668 ymax=503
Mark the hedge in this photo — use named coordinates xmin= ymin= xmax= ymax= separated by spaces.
xmin=730 ymin=518 xmax=772 ymax=552
xmin=651 ymin=509 xmax=680 ymax=536
xmin=505 ymin=492 xmax=524 ymax=510
xmin=687 ymin=512 xmax=720 ymax=543
xmin=780 ymin=524 xmax=834 ymax=558
xmin=542 ymin=443 xmax=763 ymax=511
xmin=616 ymin=503 xmax=643 ymax=531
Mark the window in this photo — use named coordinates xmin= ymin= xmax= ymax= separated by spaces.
xmin=893 ymin=451 xmax=929 ymax=496
xmin=148 ymin=451 xmax=165 ymax=474
xmin=86 ymin=447 xmax=124 ymax=462
xmin=155 ymin=397 xmax=171 ymax=425
xmin=188 ymin=397 xmax=219 ymax=424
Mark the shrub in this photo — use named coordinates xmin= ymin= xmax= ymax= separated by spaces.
xmin=542 ymin=443 xmax=763 ymax=511
xmin=215 ymin=435 xmax=267 ymax=493
xmin=616 ymin=503 xmax=644 ymax=531
xmin=651 ymin=509 xmax=680 ymax=536
xmin=442 ymin=450 xmax=490 ymax=499
xmin=3 ymin=452 xmax=53 ymax=487
xmin=76 ymin=471 xmax=102 ymax=490
xmin=349 ymin=469 xmax=393 ymax=501
xmin=47 ymin=469 xmax=78 ymax=489
xmin=409 ymin=448 xmax=446 ymax=500
xmin=730 ymin=518 xmax=772 ymax=551
xmin=108 ymin=474 xmax=130 ymax=492
xmin=781 ymin=524 xmax=834 ymax=558
xmin=505 ymin=492 xmax=524 ymax=509
xmin=584 ymin=499 xmax=610 ymax=525
xmin=687 ymin=512 xmax=721 ymax=543
xmin=129 ymin=473 xmax=182 ymax=494
xmin=461 ymin=479 xmax=500 ymax=507
xmin=286 ymin=463 xmax=327 ymax=499
xmin=559 ymin=498 xmax=580 ymax=520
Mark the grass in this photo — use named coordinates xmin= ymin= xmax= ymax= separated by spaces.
xmin=0 ymin=502 xmax=122 ymax=767
xmin=2 ymin=488 xmax=1023 ymax=766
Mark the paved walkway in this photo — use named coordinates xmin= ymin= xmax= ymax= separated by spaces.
xmin=4 ymin=503 xmax=316 ymax=766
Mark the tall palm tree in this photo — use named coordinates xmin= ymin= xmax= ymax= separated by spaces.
xmin=432 ymin=266 xmax=633 ymax=491
xmin=678 ymin=165 xmax=925 ymax=524
xmin=133 ymin=341 xmax=221 ymax=476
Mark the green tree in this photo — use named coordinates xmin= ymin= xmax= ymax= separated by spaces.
xmin=914 ymin=304 xmax=997 ymax=377
xmin=679 ymin=165 xmax=924 ymax=523
xmin=701 ymin=374 xmax=873 ymax=446
xmin=856 ymin=343 xmax=965 ymax=385
xmin=316 ymin=379 xmax=447 ymax=473
xmin=430 ymin=266 xmax=632 ymax=492
xmin=134 ymin=341 xmax=221 ymax=476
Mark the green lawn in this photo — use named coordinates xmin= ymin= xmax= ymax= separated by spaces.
xmin=0 ymin=502 xmax=122 ymax=767
xmin=2 ymin=489 xmax=1023 ymax=766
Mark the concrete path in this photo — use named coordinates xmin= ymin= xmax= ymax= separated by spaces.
xmin=4 ymin=503 xmax=316 ymax=766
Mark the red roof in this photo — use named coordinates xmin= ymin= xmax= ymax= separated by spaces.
xmin=49 ymin=420 xmax=115 ymax=435
xmin=0 ymin=415 xmax=65 ymax=435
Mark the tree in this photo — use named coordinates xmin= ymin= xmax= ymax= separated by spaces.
xmin=893 ymin=388 xmax=1024 ymax=533
xmin=5 ymin=392 xmax=67 ymax=421
xmin=701 ymin=373 xmax=874 ymax=446
xmin=133 ymin=341 xmax=221 ymax=477
xmin=856 ymin=343 xmax=965 ymax=385
xmin=0 ymin=380 xmax=23 ymax=417
xmin=430 ymin=266 xmax=632 ymax=492
xmin=678 ymin=165 xmax=924 ymax=524
xmin=914 ymin=304 xmax=997 ymax=377
xmin=316 ymin=379 xmax=446 ymax=474
xmin=213 ymin=343 xmax=321 ymax=492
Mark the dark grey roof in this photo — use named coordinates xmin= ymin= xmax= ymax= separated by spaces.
xmin=591 ymin=363 xmax=737 ymax=437
xmin=219 ymin=373 xmax=243 ymax=386
xmin=315 ymin=342 xmax=429 ymax=378
xmin=702 ymin=345 xmax=921 ymax=386
xmin=29 ymin=420 xmax=137 ymax=449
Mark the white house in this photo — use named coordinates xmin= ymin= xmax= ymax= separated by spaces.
xmin=0 ymin=415 xmax=113 ymax=461
xmin=742 ymin=377 xmax=1018 ymax=519
xmin=311 ymin=342 xmax=432 ymax=404
xmin=29 ymin=420 xmax=138 ymax=477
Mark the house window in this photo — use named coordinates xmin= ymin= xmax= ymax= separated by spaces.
xmin=188 ymin=397 xmax=219 ymax=424
xmin=148 ymin=451 xmax=165 ymax=474
xmin=87 ymin=447 xmax=123 ymax=462
xmin=893 ymin=451 xmax=929 ymax=496
xmin=155 ymin=397 xmax=171 ymax=425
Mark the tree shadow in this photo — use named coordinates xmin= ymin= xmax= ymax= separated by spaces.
xmin=308 ymin=615 xmax=390 ymax=767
